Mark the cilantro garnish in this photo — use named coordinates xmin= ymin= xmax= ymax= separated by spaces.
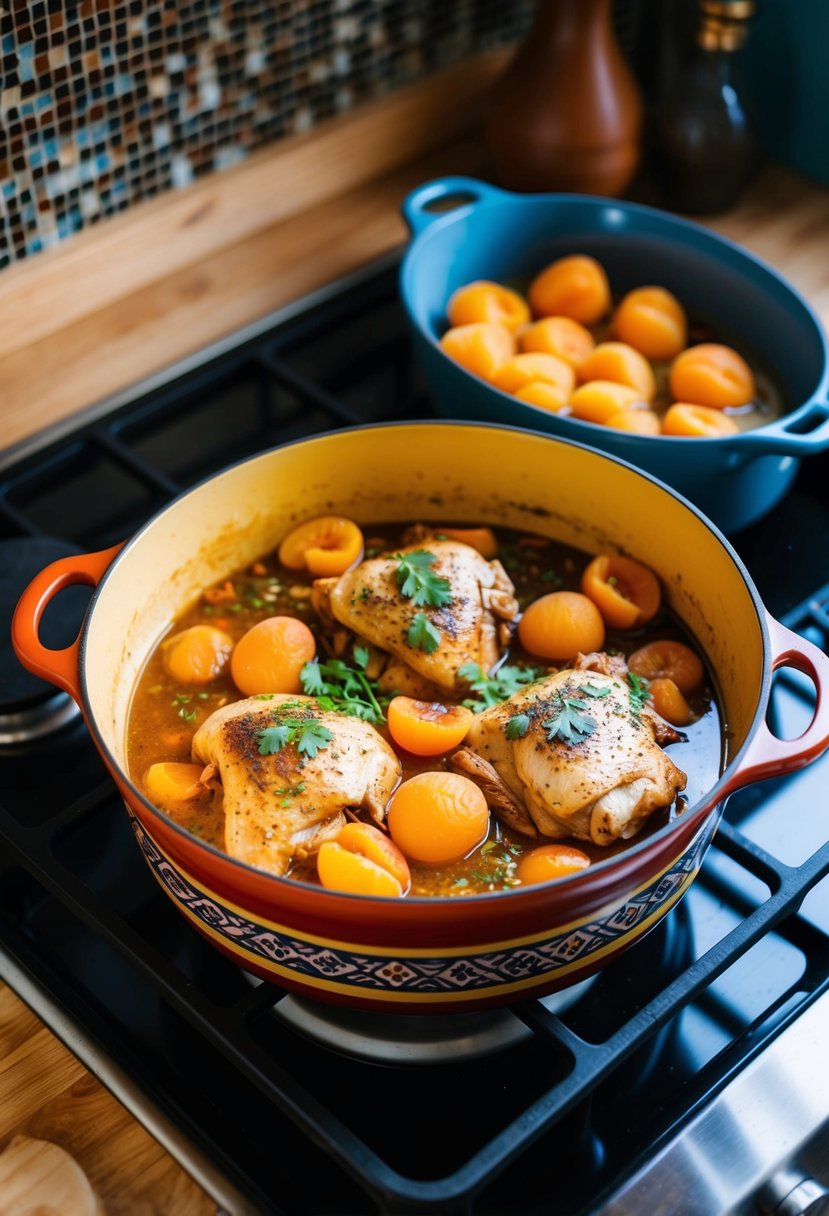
xmin=628 ymin=672 xmax=650 ymax=720
xmin=275 ymin=781 xmax=306 ymax=806
xmin=172 ymin=693 xmax=199 ymax=722
xmin=257 ymin=723 xmax=293 ymax=753
xmin=257 ymin=715 xmax=333 ymax=759
xmin=394 ymin=550 xmax=453 ymax=608
xmin=407 ymin=612 xmax=441 ymax=654
xmin=300 ymin=653 xmax=386 ymax=724
xmin=459 ymin=662 xmax=542 ymax=712
xmin=541 ymin=683 xmax=611 ymax=744
xmin=470 ymin=840 xmax=522 ymax=889
xmin=503 ymin=713 xmax=531 ymax=740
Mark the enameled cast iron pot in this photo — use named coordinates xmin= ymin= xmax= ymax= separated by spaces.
xmin=13 ymin=423 xmax=829 ymax=1014
xmin=400 ymin=177 xmax=829 ymax=534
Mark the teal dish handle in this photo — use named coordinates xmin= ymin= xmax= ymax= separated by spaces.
xmin=734 ymin=398 xmax=829 ymax=455
xmin=401 ymin=177 xmax=509 ymax=238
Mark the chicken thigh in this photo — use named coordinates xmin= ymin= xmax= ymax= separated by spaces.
xmin=192 ymin=694 xmax=401 ymax=876
xmin=452 ymin=664 xmax=686 ymax=846
xmin=313 ymin=540 xmax=519 ymax=693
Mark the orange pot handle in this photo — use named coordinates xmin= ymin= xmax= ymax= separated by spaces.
xmin=11 ymin=543 xmax=124 ymax=705
xmin=719 ymin=612 xmax=829 ymax=796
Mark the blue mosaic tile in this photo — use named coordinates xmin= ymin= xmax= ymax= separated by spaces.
xmin=0 ymin=0 xmax=533 ymax=265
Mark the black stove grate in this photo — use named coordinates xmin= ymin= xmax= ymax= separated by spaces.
xmin=1 ymin=256 xmax=829 ymax=1215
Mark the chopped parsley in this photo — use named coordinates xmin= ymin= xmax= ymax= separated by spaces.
xmin=628 ymin=672 xmax=650 ymax=720
xmin=300 ymin=653 xmax=386 ymax=724
xmin=459 ymin=662 xmax=542 ymax=712
xmin=394 ymin=550 xmax=453 ymax=608
xmin=275 ymin=781 xmax=307 ymax=806
xmin=172 ymin=692 xmax=198 ymax=722
xmin=503 ymin=712 xmax=531 ymax=740
xmin=257 ymin=715 xmax=333 ymax=759
xmin=407 ymin=612 xmax=441 ymax=654
xmin=470 ymin=840 xmax=522 ymax=889
xmin=541 ymin=683 xmax=612 ymax=744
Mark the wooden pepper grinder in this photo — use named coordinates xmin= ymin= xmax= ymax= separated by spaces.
xmin=484 ymin=0 xmax=644 ymax=196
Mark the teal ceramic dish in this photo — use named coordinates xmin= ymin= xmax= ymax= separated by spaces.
xmin=399 ymin=176 xmax=829 ymax=533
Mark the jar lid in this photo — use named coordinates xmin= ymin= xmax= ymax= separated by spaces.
xmin=697 ymin=0 xmax=755 ymax=50
xmin=700 ymin=0 xmax=755 ymax=18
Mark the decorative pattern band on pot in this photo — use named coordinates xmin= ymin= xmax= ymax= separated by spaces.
xmin=129 ymin=810 xmax=715 ymax=1005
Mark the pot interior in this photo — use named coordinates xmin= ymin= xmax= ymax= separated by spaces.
xmin=83 ymin=423 xmax=767 ymax=815
xmin=402 ymin=196 xmax=828 ymax=413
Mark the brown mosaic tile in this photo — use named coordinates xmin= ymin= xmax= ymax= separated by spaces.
xmin=0 ymin=0 xmax=534 ymax=268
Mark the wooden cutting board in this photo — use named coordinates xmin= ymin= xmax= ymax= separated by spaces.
xmin=0 ymin=983 xmax=216 ymax=1215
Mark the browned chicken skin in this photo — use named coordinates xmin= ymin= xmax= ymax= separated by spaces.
xmin=312 ymin=540 xmax=519 ymax=693
xmin=192 ymin=694 xmax=401 ymax=876
xmin=452 ymin=662 xmax=686 ymax=846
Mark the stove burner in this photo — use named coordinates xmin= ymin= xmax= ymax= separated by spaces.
xmin=268 ymin=976 xmax=597 ymax=1064
xmin=0 ymin=537 xmax=88 ymax=744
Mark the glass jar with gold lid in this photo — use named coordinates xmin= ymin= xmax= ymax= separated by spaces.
xmin=654 ymin=0 xmax=758 ymax=214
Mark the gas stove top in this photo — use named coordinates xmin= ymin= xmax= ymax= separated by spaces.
xmin=2 ymin=255 xmax=829 ymax=1216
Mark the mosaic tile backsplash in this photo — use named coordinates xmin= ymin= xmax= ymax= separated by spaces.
xmin=0 ymin=0 xmax=534 ymax=271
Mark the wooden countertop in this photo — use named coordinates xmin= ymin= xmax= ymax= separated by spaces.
xmin=1 ymin=51 xmax=829 ymax=1215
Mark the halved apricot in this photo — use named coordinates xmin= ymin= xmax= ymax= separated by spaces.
xmin=581 ymin=554 xmax=661 ymax=629
xmin=435 ymin=527 xmax=499 ymax=559
xmin=317 ymin=840 xmax=405 ymax=897
xmin=439 ymin=322 xmax=516 ymax=381
xmin=568 ymin=380 xmax=647 ymax=425
xmin=387 ymin=696 xmax=474 ymax=756
xmin=606 ymin=408 xmax=661 ymax=434
xmin=662 ymin=403 xmax=740 ymax=437
xmin=613 ymin=286 xmax=688 ymax=361
xmin=143 ymin=762 xmax=211 ymax=809
xmin=447 ymin=280 xmax=531 ymax=333
xmin=647 ymin=677 xmax=696 ymax=726
xmin=278 ymin=515 xmax=364 ymax=576
xmin=668 ymin=343 xmax=756 ymax=408
xmin=627 ymin=639 xmax=704 ymax=693
xmin=577 ymin=342 xmax=656 ymax=401
xmin=332 ymin=822 xmax=411 ymax=891
xmin=528 ymin=255 xmax=611 ymax=324
xmin=491 ymin=351 xmax=575 ymax=397
xmin=519 ymin=316 xmax=595 ymax=369
xmin=162 ymin=625 xmax=234 ymax=684
xmin=516 ymin=843 xmax=591 ymax=885
xmin=513 ymin=381 xmax=570 ymax=412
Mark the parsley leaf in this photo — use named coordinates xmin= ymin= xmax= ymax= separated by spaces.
xmin=459 ymin=662 xmax=542 ymax=712
xmin=300 ymin=657 xmax=386 ymax=725
xmin=407 ymin=612 xmax=441 ymax=653
xmin=256 ymin=715 xmax=333 ymax=759
xmin=628 ymin=672 xmax=650 ymax=719
xmin=394 ymin=550 xmax=453 ymax=608
xmin=295 ymin=721 xmax=334 ymax=758
xmin=540 ymin=684 xmax=609 ymax=744
xmin=542 ymin=697 xmax=597 ymax=743
xmin=503 ymin=713 xmax=531 ymax=740
xmin=300 ymin=661 xmax=327 ymax=697
xmin=275 ymin=781 xmax=307 ymax=806
xmin=257 ymin=723 xmax=294 ymax=754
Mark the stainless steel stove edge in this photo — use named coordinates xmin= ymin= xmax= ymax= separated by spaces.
xmin=596 ymin=986 xmax=829 ymax=1215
